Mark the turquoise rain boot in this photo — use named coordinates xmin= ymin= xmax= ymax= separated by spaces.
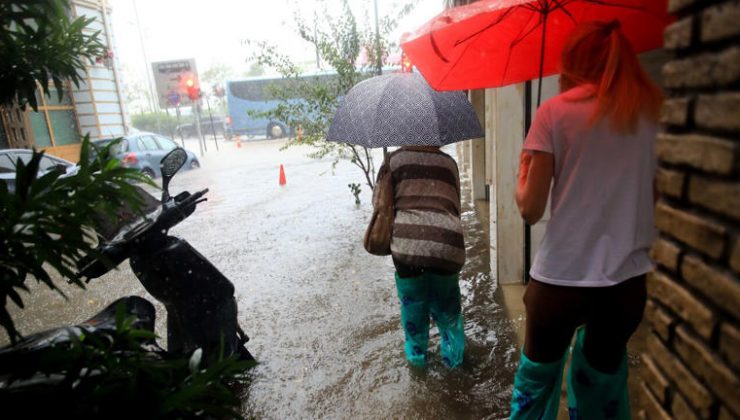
xmin=510 ymin=350 xmax=566 ymax=420
xmin=428 ymin=272 xmax=464 ymax=368
xmin=395 ymin=273 xmax=430 ymax=366
xmin=438 ymin=312 xmax=464 ymax=368
xmin=567 ymin=327 xmax=630 ymax=420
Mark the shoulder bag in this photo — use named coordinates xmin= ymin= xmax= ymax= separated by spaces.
xmin=363 ymin=154 xmax=394 ymax=256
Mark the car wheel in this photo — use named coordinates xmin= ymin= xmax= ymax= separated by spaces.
xmin=268 ymin=124 xmax=285 ymax=139
xmin=142 ymin=167 xmax=156 ymax=178
xmin=190 ymin=160 xmax=200 ymax=169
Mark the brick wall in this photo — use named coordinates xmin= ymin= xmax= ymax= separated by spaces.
xmin=644 ymin=0 xmax=740 ymax=419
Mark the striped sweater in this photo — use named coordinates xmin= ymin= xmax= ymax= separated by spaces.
xmin=388 ymin=147 xmax=465 ymax=273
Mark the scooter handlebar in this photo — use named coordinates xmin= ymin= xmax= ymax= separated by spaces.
xmin=74 ymin=188 xmax=209 ymax=282
xmin=156 ymin=188 xmax=209 ymax=231
xmin=179 ymin=188 xmax=209 ymax=208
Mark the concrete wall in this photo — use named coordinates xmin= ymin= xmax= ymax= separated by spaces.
xmin=642 ymin=0 xmax=740 ymax=418
xmin=468 ymin=90 xmax=487 ymax=201
xmin=488 ymin=84 xmax=526 ymax=284
xmin=482 ymin=75 xmax=559 ymax=285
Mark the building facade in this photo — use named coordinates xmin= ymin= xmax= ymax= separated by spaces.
xmin=0 ymin=0 xmax=129 ymax=162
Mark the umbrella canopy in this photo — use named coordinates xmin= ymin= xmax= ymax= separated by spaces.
xmin=400 ymin=0 xmax=671 ymax=92
xmin=327 ymin=72 xmax=483 ymax=148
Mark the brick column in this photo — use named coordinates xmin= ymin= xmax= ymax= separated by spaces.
xmin=643 ymin=0 xmax=740 ymax=419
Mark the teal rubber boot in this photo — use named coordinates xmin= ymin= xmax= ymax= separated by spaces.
xmin=567 ymin=327 xmax=630 ymax=419
xmin=510 ymin=350 xmax=566 ymax=420
xmin=428 ymin=272 xmax=464 ymax=368
xmin=395 ymin=273 xmax=430 ymax=366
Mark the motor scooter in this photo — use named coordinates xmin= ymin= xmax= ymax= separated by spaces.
xmin=0 ymin=148 xmax=253 ymax=369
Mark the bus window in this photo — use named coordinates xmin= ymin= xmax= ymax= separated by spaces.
xmin=226 ymin=73 xmax=338 ymax=138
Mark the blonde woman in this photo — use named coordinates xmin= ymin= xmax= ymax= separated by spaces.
xmin=511 ymin=20 xmax=662 ymax=419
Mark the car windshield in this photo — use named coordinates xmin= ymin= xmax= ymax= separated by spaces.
xmin=156 ymin=136 xmax=178 ymax=151
xmin=0 ymin=151 xmax=69 ymax=172
xmin=92 ymin=139 xmax=127 ymax=157
xmin=0 ymin=154 xmax=15 ymax=173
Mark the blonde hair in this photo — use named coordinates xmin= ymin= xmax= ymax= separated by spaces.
xmin=559 ymin=20 xmax=663 ymax=133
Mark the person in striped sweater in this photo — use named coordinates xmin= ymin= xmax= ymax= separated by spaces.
xmin=386 ymin=145 xmax=465 ymax=368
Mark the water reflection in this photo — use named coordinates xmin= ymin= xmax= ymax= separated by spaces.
xmin=6 ymin=140 xmax=518 ymax=418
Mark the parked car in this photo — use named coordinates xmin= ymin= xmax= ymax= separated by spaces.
xmin=92 ymin=133 xmax=200 ymax=178
xmin=176 ymin=116 xmax=226 ymax=138
xmin=0 ymin=149 xmax=76 ymax=194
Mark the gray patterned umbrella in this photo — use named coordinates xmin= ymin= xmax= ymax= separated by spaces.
xmin=327 ymin=72 xmax=483 ymax=147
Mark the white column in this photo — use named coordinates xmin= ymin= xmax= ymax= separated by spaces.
xmin=468 ymin=89 xmax=487 ymax=201
xmin=490 ymin=84 xmax=526 ymax=285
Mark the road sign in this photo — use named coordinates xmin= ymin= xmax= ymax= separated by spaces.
xmin=151 ymin=59 xmax=199 ymax=109
xmin=167 ymin=91 xmax=181 ymax=106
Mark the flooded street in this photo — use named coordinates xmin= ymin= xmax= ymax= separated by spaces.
xmin=9 ymin=138 xmax=518 ymax=419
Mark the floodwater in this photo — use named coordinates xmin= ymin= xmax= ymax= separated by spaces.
xmin=7 ymin=138 xmax=518 ymax=419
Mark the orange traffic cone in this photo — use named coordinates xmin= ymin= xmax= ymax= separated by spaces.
xmin=279 ymin=164 xmax=286 ymax=186
xmin=236 ymin=137 xmax=242 ymax=148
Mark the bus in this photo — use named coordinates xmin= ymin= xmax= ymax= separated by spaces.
xmin=225 ymin=72 xmax=337 ymax=140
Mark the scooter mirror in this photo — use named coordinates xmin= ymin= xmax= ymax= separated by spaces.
xmin=160 ymin=148 xmax=188 ymax=202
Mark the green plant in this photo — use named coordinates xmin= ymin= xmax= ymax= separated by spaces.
xmin=244 ymin=61 xmax=266 ymax=77
xmin=0 ymin=140 xmax=252 ymax=417
xmin=348 ymin=182 xmax=361 ymax=205
xmin=131 ymin=111 xmax=184 ymax=136
xmin=0 ymin=0 xmax=106 ymax=110
xmin=0 ymin=1 xmax=252 ymax=416
xmin=0 ymin=137 xmax=152 ymax=343
xmin=248 ymin=0 xmax=416 ymax=194
xmin=0 ymin=302 xmax=252 ymax=418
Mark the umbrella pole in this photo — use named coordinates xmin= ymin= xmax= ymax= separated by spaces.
xmin=536 ymin=9 xmax=549 ymax=109
xmin=524 ymin=9 xmax=549 ymax=283
xmin=523 ymin=81 xmax=533 ymax=283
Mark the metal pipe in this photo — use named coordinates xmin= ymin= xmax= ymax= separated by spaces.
xmin=132 ymin=0 xmax=158 ymax=112
xmin=373 ymin=0 xmax=382 ymax=75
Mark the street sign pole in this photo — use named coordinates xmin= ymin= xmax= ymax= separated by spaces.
xmin=194 ymin=101 xmax=205 ymax=156
xmin=175 ymin=105 xmax=185 ymax=147
xmin=165 ymin=107 xmax=175 ymax=139
xmin=205 ymin=96 xmax=219 ymax=151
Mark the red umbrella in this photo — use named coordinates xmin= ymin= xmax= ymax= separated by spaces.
xmin=401 ymin=0 xmax=671 ymax=98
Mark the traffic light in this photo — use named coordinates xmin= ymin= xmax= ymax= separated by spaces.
xmin=187 ymin=84 xmax=201 ymax=101
xmin=180 ymin=73 xmax=201 ymax=101
xmin=401 ymin=52 xmax=413 ymax=73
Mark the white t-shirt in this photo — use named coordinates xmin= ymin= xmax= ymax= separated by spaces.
xmin=523 ymin=85 xmax=658 ymax=287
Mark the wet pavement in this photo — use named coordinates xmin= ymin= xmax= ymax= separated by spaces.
xmin=7 ymin=138 xmax=518 ymax=419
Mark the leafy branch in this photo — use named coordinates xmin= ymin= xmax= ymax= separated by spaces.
xmin=0 ymin=137 xmax=153 ymax=343
xmin=0 ymin=0 xmax=106 ymax=110
xmin=247 ymin=0 xmax=417 ymax=194
xmin=0 ymin=301 xmax=251 ymax=418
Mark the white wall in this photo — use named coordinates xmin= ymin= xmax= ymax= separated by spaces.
xmin=468 ymin=90 xmax=487 ymax=201
xmin=488 ymin=84 xmax=526 ymax=285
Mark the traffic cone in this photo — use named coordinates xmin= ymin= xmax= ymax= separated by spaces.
xmin=279 ymin=164 xmax=286 ymax=186
xmin=236 ymin=137 xmax=242 ymax=148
